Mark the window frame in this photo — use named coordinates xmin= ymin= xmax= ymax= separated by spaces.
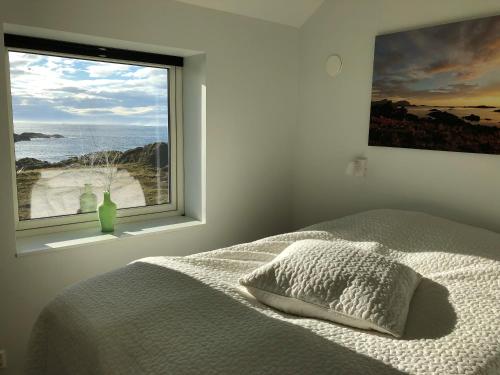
xmin=4 ymin=36 xmax=184 ymax=233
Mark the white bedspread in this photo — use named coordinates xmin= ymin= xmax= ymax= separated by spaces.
xmin=26 ymin=210 xmax=500 ymax=375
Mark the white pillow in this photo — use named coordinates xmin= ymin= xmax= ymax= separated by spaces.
xmin=239 ymin=239 xmax=421 ymax=337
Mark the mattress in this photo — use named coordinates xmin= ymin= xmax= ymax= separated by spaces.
xmin=26 ymin=209 xmax=500 ymax=374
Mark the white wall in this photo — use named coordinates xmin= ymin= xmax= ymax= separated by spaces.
xmin=4 ymin=0 xmax=500 ymax=373
xmin=183 ymin=54 xmax=207 ymax=221
xmin=294 ymin=0 xmax=500 ymax=232
xmin=0 ymin=1 xmax=298 ymax=373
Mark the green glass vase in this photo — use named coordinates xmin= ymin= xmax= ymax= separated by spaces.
xmin=98 ymin=191 xmax=117 ymax=233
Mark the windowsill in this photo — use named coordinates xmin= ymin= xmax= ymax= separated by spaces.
xmin=16 ymin=215 xmax=204 ymax=257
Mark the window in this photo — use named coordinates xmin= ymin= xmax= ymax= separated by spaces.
xmin=4 ymin=35 xmax=184 ymax=231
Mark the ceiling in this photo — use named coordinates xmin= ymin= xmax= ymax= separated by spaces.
xmin=174 ymin=0 xmax=324 ymax=27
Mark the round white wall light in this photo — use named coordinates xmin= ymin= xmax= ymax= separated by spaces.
xmin=326 ymin=54 xmax=342 ymax=77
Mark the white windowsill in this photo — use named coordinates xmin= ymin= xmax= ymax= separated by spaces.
xmin=16 ymin=215 xmax=203 ymax=257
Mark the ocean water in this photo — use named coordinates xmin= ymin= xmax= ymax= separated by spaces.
xmin=14 ymin=123 xmax=168 ymax=163
xmin=407 ymin=106 xmax=500 ymax=127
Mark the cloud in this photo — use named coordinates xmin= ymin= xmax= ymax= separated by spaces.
xmin=8 ymin=51 xmax=169 ymax=126
xmin=423 ymin=61 xmax=462 ymax=75
xmin=86 ymin=62 xmax=132 ymax=78
xmin=59 ymin=106 xmax=155 ymax=116
xmin=372 ymin=15 xmax=500 ymax=105
xmin=123 ymin=67 xmax=159 ymax=79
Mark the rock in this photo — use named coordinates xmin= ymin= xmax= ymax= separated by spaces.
xmin=120 ymin=142 xmax=168 ymax=168
xmin=427 ymin=110 xmax=468 ymax=126
xmin=404 ymin=113 xmax=419 ymax=122
xmin=370 ymin=100 xmax=408 ymax=120
xmin=14 ymin=132 xmax=64 ymax=142
xmin=142 ymin=142 xmax=169 ymax=168
xmin=16 ymin=158 xmax=51 ymax=170
xmin=119 ymin=147 xmax=144 ymax=164
xmin=16 ymin=142 xmax=169 ymax=171
xmin=394 ymin=100 xmax=410 ymax=107
xmin=14 ymin=133 xmax=31 ymax=142
xmin=463 ymin=114 xmax=480 ymax=122
xmin=494 ymin=109 xmax=500 ymax=113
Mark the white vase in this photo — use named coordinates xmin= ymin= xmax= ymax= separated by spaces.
xmin=79 ymin=183 xmax=98 ymax=213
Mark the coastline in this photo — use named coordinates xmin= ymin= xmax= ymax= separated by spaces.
xmin=16 ymin=142 xmax=169 ymax=220
xmin=369 ymin=100 xmax=500 ymax=154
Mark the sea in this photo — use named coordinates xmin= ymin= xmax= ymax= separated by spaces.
xmin=13 ymin=123 xmax=168 ymax=163
xmin=406 ymin=106 xmax=500 ymax=127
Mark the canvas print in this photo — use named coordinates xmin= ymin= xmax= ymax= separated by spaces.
xmin=369 ymin=15 xmax=500 ymax=154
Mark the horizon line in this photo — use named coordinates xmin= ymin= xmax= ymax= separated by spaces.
xmin=14 ymin=121 xmax=167 ymax=127
xmin=371 ymin=100 xmax=500 ymax=108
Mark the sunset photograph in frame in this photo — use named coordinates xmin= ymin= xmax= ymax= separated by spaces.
xmin=369 ymin=15 xmax=500 ymax=154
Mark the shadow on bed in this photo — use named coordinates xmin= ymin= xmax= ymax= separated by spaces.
xmin=244 ymin=277 xmax=456 ymax=342
xmin=28 ymin=261 xmax=409 ymax=375
xmin=403 ymin=278 xmax=456 ymax=340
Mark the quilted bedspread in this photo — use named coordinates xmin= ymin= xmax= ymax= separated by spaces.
xmin=26 ymin=210 xmax=500 ymax=375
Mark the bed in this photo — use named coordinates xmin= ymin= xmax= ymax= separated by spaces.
xmin=26 ymin=209 xmax=500 ymax=374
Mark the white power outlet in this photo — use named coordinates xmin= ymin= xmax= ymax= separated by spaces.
xmin=0 ymin=350 xmax=6 ymax=368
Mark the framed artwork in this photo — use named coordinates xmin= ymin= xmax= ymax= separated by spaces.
xmin=369 ymin=15 xmax=500 ymax=154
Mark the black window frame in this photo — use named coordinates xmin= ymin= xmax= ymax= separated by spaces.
xmin=5 ymin=34 xmax=184 ymax=231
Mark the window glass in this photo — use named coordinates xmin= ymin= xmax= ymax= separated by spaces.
xmin=8 ymin=51 xmax=170 ymax=221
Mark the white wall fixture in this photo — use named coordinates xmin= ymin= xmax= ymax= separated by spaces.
xmin=325 ymin=54 xmax=342 ymax=77
xmin=346 ymin=157 xmax=367 ymax=177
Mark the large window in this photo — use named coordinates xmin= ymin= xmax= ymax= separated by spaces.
xmin=5 ymin=35 xmax=184 ymax=231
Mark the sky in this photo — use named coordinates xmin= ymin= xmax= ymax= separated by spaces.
xmin=8 ymin=51 xmax=169 ymax=126
xmin=372 ymin=15 xmax=500 ymax=107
